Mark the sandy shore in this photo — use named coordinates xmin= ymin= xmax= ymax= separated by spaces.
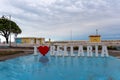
xmin=0 ymin=48 xmax=120 ymax=61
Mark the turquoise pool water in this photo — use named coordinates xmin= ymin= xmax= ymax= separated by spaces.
xmin=0 ymin=53 xmax=120 ymax=80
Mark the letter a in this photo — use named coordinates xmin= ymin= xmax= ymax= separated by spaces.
xmin=78 ymin=45 xmax=84 ymax=56
xmin=101 ymin=46 xmax=109 ymax=57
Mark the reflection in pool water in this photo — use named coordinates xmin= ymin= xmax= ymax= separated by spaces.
xmin=0 ymin=53 xmax=120 ymax=80
xmin=39 ymin=56 xmax=49 ymax=63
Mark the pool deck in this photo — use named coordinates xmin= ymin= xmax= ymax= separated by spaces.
xmin=0 ymin=48 xmax=120 ymax=61
xmin=108 ymin=50 xmax=120 ymax=58
xmin=0 ymin=48 xmax=33 ymax=61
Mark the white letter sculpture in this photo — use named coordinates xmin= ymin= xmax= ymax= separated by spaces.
xmin=70 ymin=46 xmax=75 ymax=56
xmin=56 ymin=46 xmax=63 ymax=56
xmin=101 ymin=46 xmax=109 ymax=57
xmin=87 ymin=46 xmax=93 ymax=57
xmin=34 ymin=46 xmax=38 ymax=55
xmin=78 ymin=45 xmax=84 ymax=56
xmin=95 ymin=45 xmax=99 ymax=57
xmin=63 ymin=46 xmax=69 ymax=56
xmin=50 ymin=46 xmax=56 ymax=56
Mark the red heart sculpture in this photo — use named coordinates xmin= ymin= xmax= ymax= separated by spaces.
xmin=38 ymin=46 xmax=49 ymax=56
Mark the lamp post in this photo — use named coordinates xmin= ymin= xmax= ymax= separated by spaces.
xmin=71 ymin=30 xmax=72 ymax=41
xmin=70 ymin=30 xmax=73 ymax=43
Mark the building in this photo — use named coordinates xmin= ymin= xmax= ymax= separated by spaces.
xmin=89 ymin=35 xmax=101 ymax=43
xmin=15 ymin=37 xmax=45 ymax=44
xmin=89 ymin=29 xmax=101 ymax=43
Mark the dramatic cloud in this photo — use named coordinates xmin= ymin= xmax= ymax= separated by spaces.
xmin=0 ymin=0 xmax=120 ymax=42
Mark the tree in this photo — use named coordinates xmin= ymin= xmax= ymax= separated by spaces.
xmin=0 ymin=16 xmax=22 ymax=44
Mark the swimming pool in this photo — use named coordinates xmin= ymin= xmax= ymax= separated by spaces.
xmin=0 ymin=52 xmax=120 ymax=80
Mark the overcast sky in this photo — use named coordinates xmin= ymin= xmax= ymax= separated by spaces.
xmin=0 ymin=0 xmax=120 ymax=42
